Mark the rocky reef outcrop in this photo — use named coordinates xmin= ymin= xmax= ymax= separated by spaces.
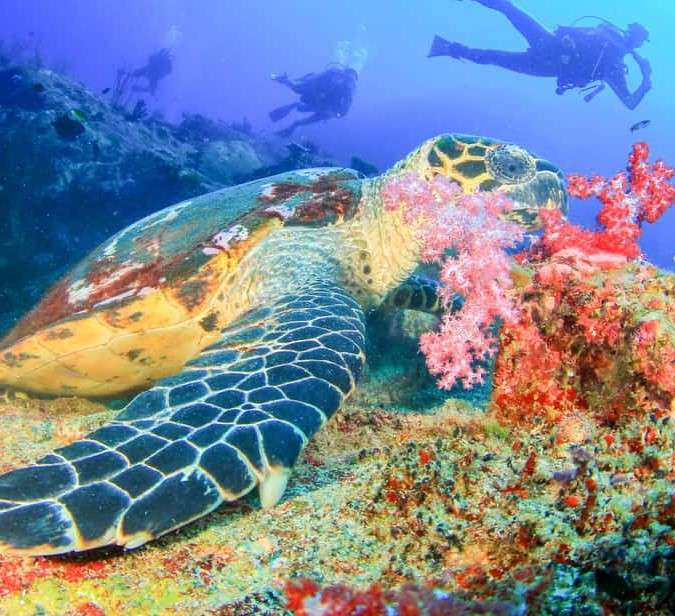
xmin=0 ymin=62 xmax=334 ymax=336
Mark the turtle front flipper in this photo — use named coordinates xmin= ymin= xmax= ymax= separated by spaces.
xmin=382 ymin=275 xmax=463 ymax=316
xmin=0 ymin=283 xmax=365 ymax=555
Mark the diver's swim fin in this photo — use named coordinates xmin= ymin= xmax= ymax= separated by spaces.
xmin=269 ymin=103 xmax=298 ymax=123
xmin=427 ymin=35 xmax=465 ymax=59
xmin=275 ymin=125 xmax=295 ymax=138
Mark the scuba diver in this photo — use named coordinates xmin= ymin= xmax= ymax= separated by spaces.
xmin=428 ymin=0 xmax=652 ymax=110
xmin=131 ymin=48 xmax=173 ymax=96
xmin=269 ymin=65 xmax=358 ymax=137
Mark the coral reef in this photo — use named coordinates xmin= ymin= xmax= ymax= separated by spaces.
xmin=494 ymin=143 xmax=674 ymax=428
xmin=493 ymin=261 xmax=674 ymax=429
xmin=0 ymin=64 xmax=336 ymax=336
xmin=284 ymin=578 xmax=516 ymax=615
xmin=1 ymin=385 xmax=673 ymax=614
xmin=273 ymin=144 xmax=675 ymax=615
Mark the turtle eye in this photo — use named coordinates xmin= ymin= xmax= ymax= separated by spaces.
xmin=486 ymin=145 xmax=536 ymax=184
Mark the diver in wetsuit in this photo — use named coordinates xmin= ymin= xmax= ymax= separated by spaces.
xmin=428 ymin=0 xmax=652 ymax=110
xmin=132 ymin=48 xmax=173 ymax=96
xmin=269 ymin=66 xmax=358 ymax=137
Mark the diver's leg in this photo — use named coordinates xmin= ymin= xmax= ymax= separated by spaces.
xmin=431 ymin=39 xmax=554 ymax=77
xmin=471 ymin=0 xmax=554 ymax=48
xmin=462 ymin=48 xmax=547 ymax=75
xmin=272 ymin=73 xmax=305 ymax=95
xmin=287 ymin=83 xmax=306 ymax=95
xmin=276 ymin=113 xmax=328 ymax=138
xmin=269 ymin=103 xmax=299 ymax=123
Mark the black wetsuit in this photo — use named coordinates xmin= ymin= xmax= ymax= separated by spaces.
xmin=132 ymin=48 xmax=173 ymax=96
xmin=429 ymin=0 xmax=651 ymax=110
xmin=270 ymin=67 xmax=358 ymax=137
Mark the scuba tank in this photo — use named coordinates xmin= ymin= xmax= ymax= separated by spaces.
xmin=570 ymin=16 xmax=627 ymax=35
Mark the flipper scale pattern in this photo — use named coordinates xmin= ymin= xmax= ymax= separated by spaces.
xmin=0 ymin=283 xmax=365 ymax=554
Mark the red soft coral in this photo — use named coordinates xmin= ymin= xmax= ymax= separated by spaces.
xmin=540 ymin=142 xmax=674 ymax=263
xmin=384 ymin=143 xmax=674 ymax=405
xmin=493 ymin=262 xmax=674 ymax=429
xmin=494 ymin=143 xmax=675 ymax=428
xmin=285 ymin=578 xmax=516 ymax=616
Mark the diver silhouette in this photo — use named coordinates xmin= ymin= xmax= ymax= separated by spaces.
xmin=428 ymin=0 xmax=652 ymax=110
xmin=269 ymin=66 xmax=358 ymax=137
xmin=131 ymin=48 xmax=173 ymax=96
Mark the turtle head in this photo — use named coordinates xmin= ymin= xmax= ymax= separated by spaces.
xmin=348 ymin=134 xmax=566 ymax=302
xmin=403 ymin=133 xmax=568 ymax=229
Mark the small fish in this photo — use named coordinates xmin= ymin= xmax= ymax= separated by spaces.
xmin=630 ymin=120 xmax=650 ymax=132
xmin=102 ymin=87 xmax=110 ymax=94
xmin=70 ymin=109 xmax=87 ymax=123
xmin=31 ymin=83 xmax=45 ymax=93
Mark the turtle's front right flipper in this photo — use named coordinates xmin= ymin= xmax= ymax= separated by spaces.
xmin=0 ymin=283 xmax=365 ymax=555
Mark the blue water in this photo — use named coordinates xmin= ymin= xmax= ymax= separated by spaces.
xmin=1 ymin=0 xmax=673 ymax=267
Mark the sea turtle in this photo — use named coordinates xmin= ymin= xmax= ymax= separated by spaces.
xmin=0 ymin=134 xmax=566 ymax=555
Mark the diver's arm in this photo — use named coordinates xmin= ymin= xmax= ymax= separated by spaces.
xmin=606 ymin=55 xmax=652 ymax=110
xmin=631 ymin=51 xmax=652 ymax=78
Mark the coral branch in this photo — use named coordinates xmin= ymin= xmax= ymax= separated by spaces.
xmin=382 ymin=174 xmax=523 ymax=389
xmin=539 ymin=142 xmax=674 ymax=262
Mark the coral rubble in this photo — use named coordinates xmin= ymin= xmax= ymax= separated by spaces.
xmin=1 ymin=388 xmax=673 ymax=614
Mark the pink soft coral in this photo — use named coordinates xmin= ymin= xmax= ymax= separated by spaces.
xmin=382 ymin=174 xmax=523 ymax=389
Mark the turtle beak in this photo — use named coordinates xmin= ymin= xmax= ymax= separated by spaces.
xmin=500 ymin=161 xmax=568 ymax=230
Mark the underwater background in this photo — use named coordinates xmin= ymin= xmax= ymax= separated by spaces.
xmin=1 ymin=1 xmax=675 ymax=615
